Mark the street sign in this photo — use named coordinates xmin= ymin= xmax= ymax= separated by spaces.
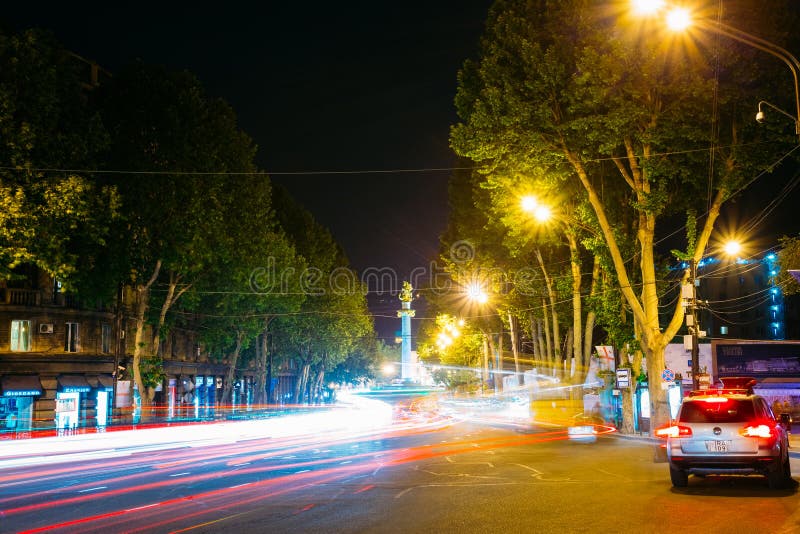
xmin=661 ymin=368 xmax=675 ymax=382
xmin=616 ymin=368 xmax=631 ymax=389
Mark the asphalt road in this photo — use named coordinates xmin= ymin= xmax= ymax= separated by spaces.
xmin=1 ymin=398 xmax=799 ymax=533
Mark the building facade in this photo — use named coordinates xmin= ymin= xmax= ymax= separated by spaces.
xmin=0 ymin=267 xmax=285 ymax=437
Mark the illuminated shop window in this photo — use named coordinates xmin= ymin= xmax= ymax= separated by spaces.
xmin=10 ymin=320 xmax=31 ymax=352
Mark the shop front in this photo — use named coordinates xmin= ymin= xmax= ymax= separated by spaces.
xmin=0 ymin=375 xmax=43 ymax=437
xmin=55 ymin=375 xmax=92 ymax=434
xmin=89 ymin=375 xmax=115 ymax=429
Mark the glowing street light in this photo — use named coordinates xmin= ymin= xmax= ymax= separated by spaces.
xmin=723 ymin=240 xmax=742 ymax=257
xmin=520 ymin=195 xmax=538 ymax=212
xmin=520 ymin=195 xmax=553 ymax=222
xmin=664 ymin=7 xmax=691 ymax=31
xmin=466 ymin=282 xmax=488 ymax=304
xmin=631 ymin=1 xmax=800 ymax=140
xmin=631 ymin=0 xmax=664 ymax=15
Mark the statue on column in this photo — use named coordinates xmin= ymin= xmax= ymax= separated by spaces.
xmin=397 ymin=281 xmax=416 ymax=383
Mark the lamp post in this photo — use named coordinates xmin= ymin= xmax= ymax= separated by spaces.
xmin=633 ymin=1 xmax=800 ymax=140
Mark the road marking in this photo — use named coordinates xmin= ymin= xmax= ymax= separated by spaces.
xmin=232 ymin=462 xmax=250 ymax=467
xmin=126 ymin=503 xmax=160 ymax=512
xmin=78 ymin=486 xmax=107 ymax=493
xmin=514 ymin=463 xmax=571 ymax=482
xmin=340 ymin=460 xmax=352 ymax=464
xmin=296 ymin=469 xmax=311 ymax=473
xmin=169 ymin=472 xmax=191 ymax=477
xmin=229 ymin=482 xmax=252 ymax=489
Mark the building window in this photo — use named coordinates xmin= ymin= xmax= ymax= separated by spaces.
xmin=101 ymin=323 xmax=112 ymax=353
xmin=720 ymin=326 xmax=728 ymax=335
xmin=10 ymin=320 xmax=32 ymax=352
xmin=65 ymin=322 xmax=80 ymax=352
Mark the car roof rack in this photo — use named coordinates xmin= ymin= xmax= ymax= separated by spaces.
xmin=687 ymin=376 xmax=757 ymax=397
xmin=688 ymin=388 xmax=750 ymax=397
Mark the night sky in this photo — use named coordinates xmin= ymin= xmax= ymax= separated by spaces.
xmin=3 ymin=2 xmax=494 ymax=340
xmin=4 ymin=3 xmax=800 ymax=341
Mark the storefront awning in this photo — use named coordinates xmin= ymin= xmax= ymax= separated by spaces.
xmin=1 ymin=375 xmax=43 ymax=397
xmin=87 ymin=375 xmax=115 ymax=391
xmin=57 ymin=375 xmax=92 ymax=393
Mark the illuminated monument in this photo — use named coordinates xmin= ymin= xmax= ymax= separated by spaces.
xmin=397 ymin=281 xmax=416 ymax=382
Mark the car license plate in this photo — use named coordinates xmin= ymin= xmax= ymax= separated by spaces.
xmin=706 ymin=440 xmax=730 ymax=452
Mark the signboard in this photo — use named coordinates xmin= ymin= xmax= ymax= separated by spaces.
xmin=55 ymin=398 xmax=76 ymax=413
xmin=595 ymin=346 xmax=615 ymax=371
xmin=616 ymin=368 xmax=631 ymax=389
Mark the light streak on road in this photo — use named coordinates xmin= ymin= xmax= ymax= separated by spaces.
xmin=0 ymin=390 xmax=614 ymax=533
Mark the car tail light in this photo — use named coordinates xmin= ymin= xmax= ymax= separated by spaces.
xmin=655 ymin=424 xmax=692 ymax=438
xmin=740 ymin=423 xmax=774 ymax=439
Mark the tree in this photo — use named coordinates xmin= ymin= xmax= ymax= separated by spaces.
xmin=451 ymin=0 xmax=798 ymax=432
xmin=97 ymin=61 xmax=259 ymax=405
xmin=0 ymin=28 xmax=116 ymax=285
xmin=194 ymin=173 xmax=306 ymax=405
xmin=777 ymin=235 xmax=800 ymax=295
xmin=271 ymin=187 xmax=374 ymax=404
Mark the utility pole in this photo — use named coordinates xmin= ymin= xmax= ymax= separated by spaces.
xmin=685 ymin=260 xmax=700 ymax=391
xmin=112 ymin=283 xmax=124 ymax=424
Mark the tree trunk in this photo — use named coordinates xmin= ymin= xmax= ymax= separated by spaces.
xmin=509 ymin=312 xmax=522 ymax=386
xmin=536 ymin=314 xmax=548 ymax=373
xmin=294 ymin=359 xmax=310 ymax=404
xmin=152 ymin=271 xmax=192 ymax=359
xmin=132 ymin=260 xmax=162 ymax=408
xmin=496 ymin=333 xmax=503 ymax=392
xmin=254 ymin=328 xmax=268 ymax=406
xmin=582 ymin=257 xmax=601 ymax=369
xmin=482 ymin=334 xmax=490 ymax=394
xmin=541 ymin=299 xmax=553 ymax=367
xmin=536 ymin=249 xmax=560 ymax=368
xmin=564 ymin=327 xmax=574 ymax=380
xmin=566 ymin=231 xmax=583 ymax=382
xmin=222 ymin=330 xmax=244 ymax=403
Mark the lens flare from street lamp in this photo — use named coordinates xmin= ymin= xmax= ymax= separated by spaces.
xmin=724 ymin=240 xmax=742 ymax=257
xmin=466 ymin=283 xmax=489 ymax=304
xmin=520 ymin=195 xmax=538 ymax=212
xmin=631 ymin=0 xmax=665 ymax=15
xmin=665 ymin=7 xmax=691 ymax=31
xmin=533 ymin=205 xmax=552 ymax=222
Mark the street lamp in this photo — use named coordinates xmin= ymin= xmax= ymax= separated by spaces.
xmin=632 ymin=1 xmax=800 ymax=140
xmin=520 ymin=195 xmax=553 ymax=223
xmin=465 ymin=282 xmax=489 ymax=305
xmin=723 ymin=240 xmax=742 ymax=257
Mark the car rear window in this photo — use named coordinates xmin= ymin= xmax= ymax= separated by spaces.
xmin=678 ymin=398 xmax=755 ymax=423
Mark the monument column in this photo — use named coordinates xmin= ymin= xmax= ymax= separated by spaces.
xmin=397 ymin=281 xmax=416 ymax=382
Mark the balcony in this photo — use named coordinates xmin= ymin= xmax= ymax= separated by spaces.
xmin=2 ymin=288 xmax=41 ymax=306
xmin=1 ymin=288 xmax=80 ymax=308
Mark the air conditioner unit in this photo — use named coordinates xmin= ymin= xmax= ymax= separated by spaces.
xmin=39 ymin=323 xmax=54 ymax=334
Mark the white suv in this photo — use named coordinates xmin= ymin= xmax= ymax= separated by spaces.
xmin=657 ymin=377 xmax=792 ymax=489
